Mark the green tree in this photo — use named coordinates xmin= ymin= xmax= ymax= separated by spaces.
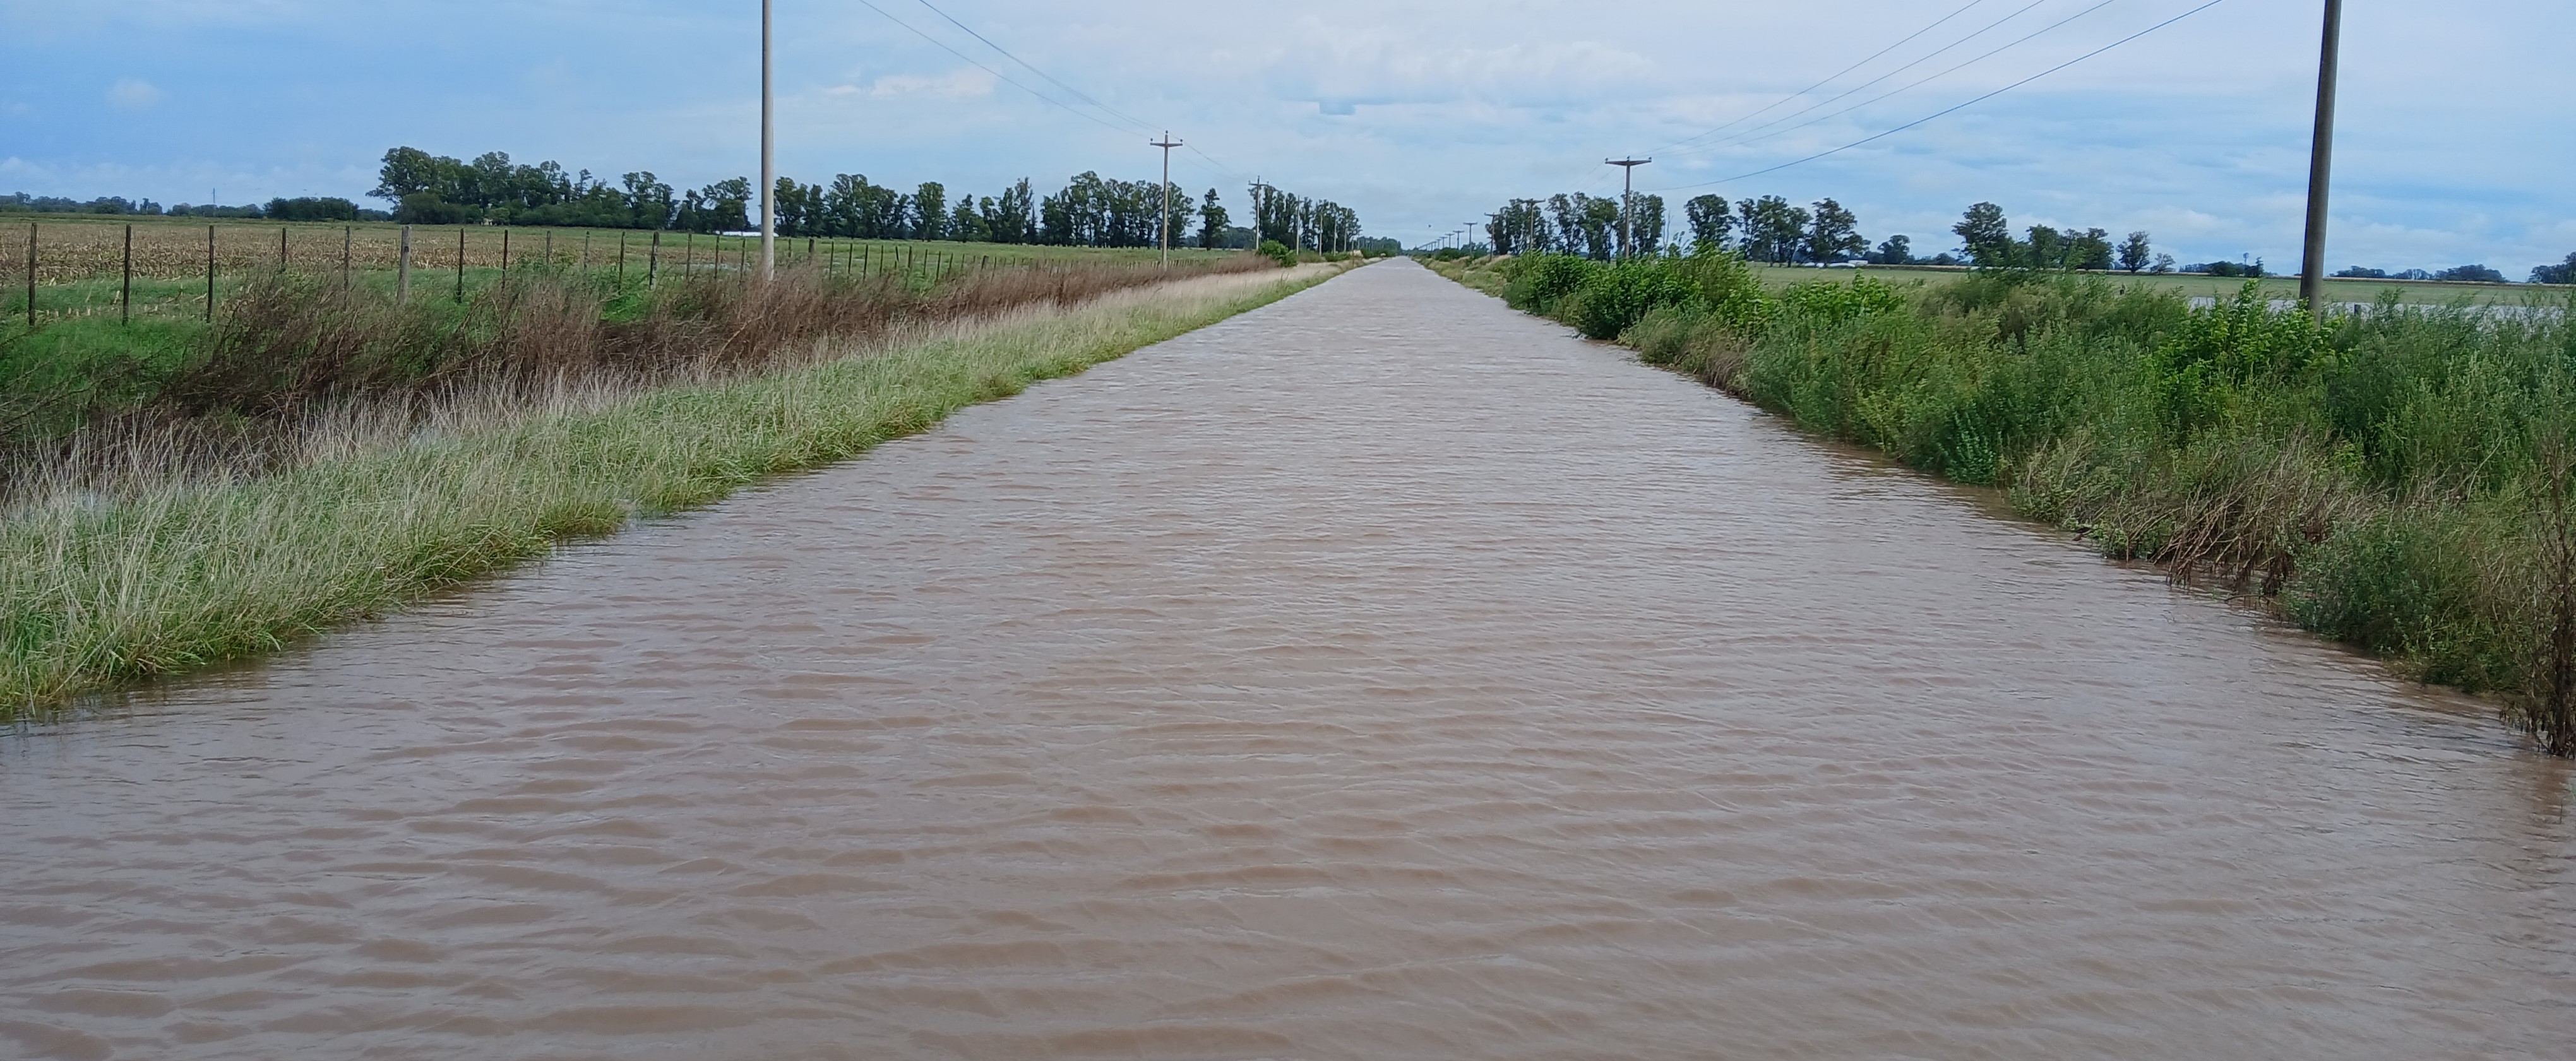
xmin=1684 ymin=194 xmax=1732 ymax=251
xmin=912 ymin=182 xmax=948 ymax=240
xmin=2534 ymin=253 xmax=2576 ymax=285
xmin=1953 ymin=202 xmax=2013 ymax=265
xmin=1806 ymin=198 xmax=1866 ymax=263
xmin=1871 ymin=234 xmax=1912 ymax=265
xmin=1738 ymin=196 xmax=1810 ymax=263
xmin=2069 ymin=227 xmax=2114 ymax=271
xmin=2120 ymin=230 xmax=2153 ymax=273
xmin=1196 ymin=188 xmax=1228 ymax=249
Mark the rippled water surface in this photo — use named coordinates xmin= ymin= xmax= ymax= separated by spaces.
xmin=4 ymin=261 xmax=2572 ymax=1060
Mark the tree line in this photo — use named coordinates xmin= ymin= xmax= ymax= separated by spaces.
xmin=363 ymin=147 xmax=1362 ymax=250
xmin=1481 ymin=191 xmax=2183 ymax=273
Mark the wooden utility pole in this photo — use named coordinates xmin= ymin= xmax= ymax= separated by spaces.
xmin=1152 ymin=133 xmax=1183 ymax=267
xmin=1607 ymin=158 xmax=1650 ymax=259
xmin=2298 ymin=0 xmax=2343 ymax=319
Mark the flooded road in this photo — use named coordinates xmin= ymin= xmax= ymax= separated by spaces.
xmin=3 ymin=260 xmax=2571 ymax=1060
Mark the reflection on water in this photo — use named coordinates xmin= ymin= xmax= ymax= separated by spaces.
xmin=3 ymin=261 xmax=2570 ymax=1060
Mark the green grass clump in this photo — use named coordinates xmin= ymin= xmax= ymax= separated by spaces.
xmin=1438 ymin=252 xmax=2576 ymax=755
xmin=0 ymin=267 xmax=1339 ymax=711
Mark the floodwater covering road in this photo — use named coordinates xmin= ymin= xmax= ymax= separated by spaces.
xmin=2 ymin=260 xmax=2570 ymax=1060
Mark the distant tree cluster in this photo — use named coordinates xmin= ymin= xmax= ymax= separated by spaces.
xmin=0 ymin=192 xmax=378 ymax=222
xmin=2534 ymin=253 xmax=2576 ymax=285
xmin=1484 ymin=193 xmax=1667 ymax=259
xmin=1480 ymin=193 xmax=2150 ymax=271
xmin=1248 ymin=184 xmax=1363 ymax=252
xmin=360 ymin=147 xmax=1359 ymax=250
xmin=371 ymin=147 xmax=753 ymax=232
xmin=1952 ymin=202 xmax=2159 ymax=272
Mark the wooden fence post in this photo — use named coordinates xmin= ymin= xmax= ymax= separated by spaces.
xmin=122 ymin=223 xmax=132 ymax=325
xmin=648 ymin=230 xmax=660 ymax=288
xmin=278 ymin=225 xmax=287 ymax=271
xmin=23 ymin=222 xmax=33 ymax=329
xmin=454 ymin=227 xmax=465 ymax=303
xmin=398 ymin=224 xmax=412 ymax=305
xmin=501 ymin=228 xmax=511 ymax=272
xmin=205 ymin=225 xmax=215 ymax=323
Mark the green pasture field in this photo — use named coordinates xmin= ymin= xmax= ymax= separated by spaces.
xmin=1754 ymin=263 xmax=2553 ymax=307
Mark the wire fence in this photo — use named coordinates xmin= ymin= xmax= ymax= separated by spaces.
xmin=3 ymin=217 xmax=1231 ymax=329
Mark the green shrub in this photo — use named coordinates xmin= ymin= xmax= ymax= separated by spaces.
xmin=1502 ymin=253 xmax=1599 ymax=316
xmin=1257 ymin=240 xmax=1297 ymax=268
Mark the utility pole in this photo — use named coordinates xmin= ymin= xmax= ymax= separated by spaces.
xmin=1152 ymin=132 xmax=1183 ymax=267
xmin=2298 ymin=0 xmax=2343 ymax=319
xmin=1606 ymin=157 xmax=1650 ymax=260
xmin=1248 ymin=178 xmax=1272 ymax=248
xmin=759 ymin=0 xmax=775 ymax=280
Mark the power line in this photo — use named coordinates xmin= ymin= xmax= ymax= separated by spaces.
xmin=906 ymin=0 xmax=1159 ymax=134
xmin=1655 ymin=0 xmax=1994 ymax=154
xmin=1649 ymin=0 xmax=2230 ymax=194
xmin=1669 ymin=0 xmax=2071 ymax=158
xmin=850 ymin=0 xmax=1136 ymax=137
xmin=1542 ymin=0 xmax=2035 ymax=196
xmin=1715 ymin=0 xmax=2128 ymax=156
xmin=877 ymin=1 xmax=1258 ymax=187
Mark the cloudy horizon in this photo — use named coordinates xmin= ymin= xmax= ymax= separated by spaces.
xmin=4 ymin=0 xmax=2569 ymax=274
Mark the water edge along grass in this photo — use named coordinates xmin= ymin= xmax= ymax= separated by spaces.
xmin=0 ymin=263 xmax=1349 ymax=713
xmin=1429 ymin=251 xmax=2576 ymax=756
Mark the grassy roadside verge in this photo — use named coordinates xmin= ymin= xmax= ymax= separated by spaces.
xmin=0 ymin=263 xmax=1347 ymax=711
xmin=1428 ymin=251 xmax=2576 ymax=756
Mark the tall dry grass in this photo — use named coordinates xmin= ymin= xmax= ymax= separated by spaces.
xmin=0 ymin=259 xmax=1337 ymax=712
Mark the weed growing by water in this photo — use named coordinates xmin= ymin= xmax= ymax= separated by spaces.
xmin=0 ymin=264 xmax=1337 ymax=713
xmin=1439 ymin=252 xmax=2576 ymax=755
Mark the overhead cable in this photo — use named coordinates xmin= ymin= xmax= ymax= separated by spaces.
xmin=907 ymin=0 xmax=1160 ymax=134
xmin=1649 ymin=0 xmax=2230 ymax=194
xmin=1671 ymin=0 xmax=2072 ymax=158
xmin=850 ymin=0 xmax=1136 ymax=137
xmin=1655 ymin=0 xmax=1994 ymax=154
xmin=1714 ymin=0 xmax=2128 ymax=155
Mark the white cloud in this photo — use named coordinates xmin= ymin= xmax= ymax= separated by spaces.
xmin=106 ymin=79 xmax=162 ymax=109
xmin=839 ymin=68 xmax=996 ymax=100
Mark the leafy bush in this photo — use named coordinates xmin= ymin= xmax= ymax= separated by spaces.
xmin=1501 ymin=253 xmax=1599 ymax=316
xmin=1257 ymin=240 xmax=1297 ymax=268
xmin=1565 ymin=260 xmax=1699 ymax=340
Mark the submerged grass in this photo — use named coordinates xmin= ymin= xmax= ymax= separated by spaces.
xmin=1435 ymin=251 xmax=2576 ymax=756
xmin=0 ymin=263 xmax=1340 ymax=712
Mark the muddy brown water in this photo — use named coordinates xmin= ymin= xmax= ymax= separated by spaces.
xmin=3 ymin=261 xmax=2571 ymax=1060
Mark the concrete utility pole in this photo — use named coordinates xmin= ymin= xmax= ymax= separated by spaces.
xmin=1152 ymin=133 xmax=1183 ymax=266
xmin=759 ymin=0 xmax=775 ymax=280
xmin=1248 ymin=178 xmax=1273 ymax=248
xmin=2298 ymin=0 xmax=2343 ymax=319
xmin=1606 ymin=157 xmax=1650 ymax=259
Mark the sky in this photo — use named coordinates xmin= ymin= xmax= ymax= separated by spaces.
xmin=4 ymin=0 xmax=2571 ymax=273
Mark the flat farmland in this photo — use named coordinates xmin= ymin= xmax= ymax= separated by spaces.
xmin=1 ymin=214 xmax=1243 ymax=326
xmin=1753 ymin=262 xmax=2554 ymax=307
